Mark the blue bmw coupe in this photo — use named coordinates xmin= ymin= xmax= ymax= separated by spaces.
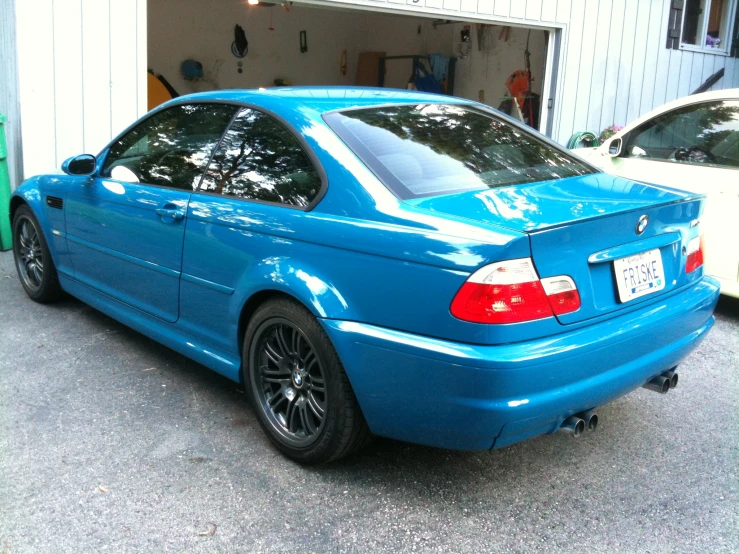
xmin=11 ymin=88 xmax=720 ymax=463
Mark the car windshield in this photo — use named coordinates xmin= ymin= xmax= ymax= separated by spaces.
xmin=324 ymin=103 xmax=595 ymax=199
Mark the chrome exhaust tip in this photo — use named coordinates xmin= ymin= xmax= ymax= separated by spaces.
xmin=578 ymin=410 xmax=598 ymax=431
xmin=643 ymin=375 xmax=671 ymax=394
xmin=663 ymin=369 xmax=678 ymax=389
xmin=558 ymin=416 xmax=585 ymax=437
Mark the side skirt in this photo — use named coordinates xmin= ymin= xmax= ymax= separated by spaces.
xmin=58 ymin=274 xmax=243 ymax=383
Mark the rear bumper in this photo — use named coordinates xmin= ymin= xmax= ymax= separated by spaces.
xmin=321 ymin=277 xmax=720 ymax=450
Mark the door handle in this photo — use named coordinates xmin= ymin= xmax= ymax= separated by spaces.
xmin=155 ymin=207 xmax=185 ymax=221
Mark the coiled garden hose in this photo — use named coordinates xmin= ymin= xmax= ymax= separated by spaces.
xmin=567 ymin=131 xmax=600 ymax=150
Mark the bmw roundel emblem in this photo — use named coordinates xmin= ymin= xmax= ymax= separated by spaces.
xmin=636 ymin=215 xmax=649 ymax=235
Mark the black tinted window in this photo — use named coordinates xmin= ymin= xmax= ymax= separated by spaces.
xmin=625 ymin=100 xmax=739 ymax=169
xmin=103 ymin=103 xmax=238 ymax=189
xmin=324 ymin=104 xmax=594 ymax=199
xmin=199 ymin=108 xmax=322 ymax=207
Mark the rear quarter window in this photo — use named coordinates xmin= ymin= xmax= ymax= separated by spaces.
xmin=199 ymin=108 xmax=322 ymax=208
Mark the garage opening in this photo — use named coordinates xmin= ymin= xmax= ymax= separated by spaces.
xmin=147 ymin=0 xmax=555 ymax=134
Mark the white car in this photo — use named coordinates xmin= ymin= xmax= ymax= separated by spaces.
xmin=578 ymin=89 xmax=739 ymax=298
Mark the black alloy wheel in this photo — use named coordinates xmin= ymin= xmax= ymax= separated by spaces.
xmin=12 ymin=205 xmax=62 ymax=303
xmin=15 ymin=216 xmax=44 ymax=292
xmin=244 ymin=298 xmax=371 ymax=463
xmin=252 ymin=319 xmax=327 ymax=447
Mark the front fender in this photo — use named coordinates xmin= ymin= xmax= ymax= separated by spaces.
xmin=11 ymin=177 xmax=75 ymax=275
xmin=12 ymin=179 xmax=46 ymax=225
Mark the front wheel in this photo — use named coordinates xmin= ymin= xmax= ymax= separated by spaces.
xmin=244 ymin=298 xmax=371 ymax=463
xmin=12 ymin=205 xmax=62 ymax=303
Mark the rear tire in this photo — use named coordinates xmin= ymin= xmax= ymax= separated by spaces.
xmin=243 ymin=298 xmax=371 ymax=464
xmin=12 ymin=205 xmax=62 ymax=303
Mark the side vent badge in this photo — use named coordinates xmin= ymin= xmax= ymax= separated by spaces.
xmin=46 ymin=196 xmax=64 ymax=210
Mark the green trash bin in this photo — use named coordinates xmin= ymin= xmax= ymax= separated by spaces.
xmin=0 ymin=113 xmax=13 ymax=251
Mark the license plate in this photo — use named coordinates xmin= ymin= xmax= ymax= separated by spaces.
xmin=613 ymin=248 xmax=665 ymax=302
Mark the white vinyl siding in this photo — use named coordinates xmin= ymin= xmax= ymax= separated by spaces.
xmin=0 ymin=0 xmax=22 ymax=190
xmin=14 ymin=0 xmax=147 ymax=180
xmin=7 ymin=0 xmax=739 ymax=184
xmin=310 ymin=0 xmax=739 ymax=143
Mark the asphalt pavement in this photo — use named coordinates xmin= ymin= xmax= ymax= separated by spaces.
xmin=1 ymin=250 xmax=737 ymax=553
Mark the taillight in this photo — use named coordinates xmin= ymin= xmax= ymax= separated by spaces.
xmin=540 ymin=276 xmax=581 ymax=316
xmin=450 ymin=258 xmax=580 ymax=324
xmin=685 ymin=235 xmax=704 ymax=273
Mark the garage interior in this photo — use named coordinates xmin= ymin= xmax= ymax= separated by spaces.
xmin=147 ymin=0 xmax=551 ymax=131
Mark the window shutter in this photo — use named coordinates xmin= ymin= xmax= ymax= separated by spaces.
xmin=666 ymin=0 xmax=684 ymax=49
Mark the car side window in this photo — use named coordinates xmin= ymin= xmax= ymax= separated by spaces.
xmin=199 ymin=108 xmax=322 ymax=207
xmin=623 ymin=100 xmax=739 ymax=170
xmin=103 ymin=103 xmax=239 ymax=190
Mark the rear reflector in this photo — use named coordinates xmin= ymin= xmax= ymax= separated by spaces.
xmin=685 ymin=235 xmax=704 ymax=274
xmin=450 ymin=258 xmax=580 ymax=324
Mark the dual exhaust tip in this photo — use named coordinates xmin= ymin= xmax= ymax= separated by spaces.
xmin=557 ymin=367 xmax=679 ymax=438
xmin=558 ymin=410 xmax=598 ymax=437
xmin=642 ymin=368 xmax=679 ymax=394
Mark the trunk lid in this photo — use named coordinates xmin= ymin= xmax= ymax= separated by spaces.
xmin=409 ymin=174 xmax=705 ymax=324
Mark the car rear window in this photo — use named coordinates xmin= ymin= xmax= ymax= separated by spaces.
xmin=324 ymin=104 xmax=595 ymax=199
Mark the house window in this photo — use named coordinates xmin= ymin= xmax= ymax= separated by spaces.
xmin=680 ymin=0 xmax=737 ymax=53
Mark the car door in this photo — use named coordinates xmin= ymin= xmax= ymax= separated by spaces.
xmin=178 ymin=107 xmax=325 ymax=353
xmin=601 ymin=99 xmax=739 ymax=287
xmin=64 ymin=103 xmax=239 ymax=322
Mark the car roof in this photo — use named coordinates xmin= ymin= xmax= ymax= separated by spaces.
xmin=163 ymin=87 xmax=471 ymax=116
xmin=674 ymin=87 xmax=739 ymax=103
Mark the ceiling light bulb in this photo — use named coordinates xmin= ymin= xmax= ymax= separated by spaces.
xmin=248 ymin=0 xmax=259 ymax=4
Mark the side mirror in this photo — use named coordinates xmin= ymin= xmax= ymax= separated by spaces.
xmin=62 ymin=154 xmax=97 ymax=176
xmin=607 ymin=138 xmax=623 ymax=157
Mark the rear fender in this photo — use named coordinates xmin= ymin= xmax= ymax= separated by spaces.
xmin=234 ymin=256 xmax=351 ymax=322
xmin=228 ymin=258 xmax=351 ymax=378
